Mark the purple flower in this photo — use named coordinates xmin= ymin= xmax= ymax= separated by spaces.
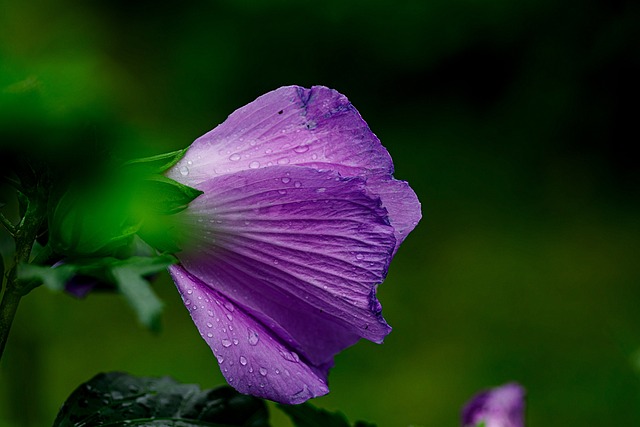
xmin=165 ymin=85 xmax=421 ymax=404
xmin=462 ymin=383 xmax=526 ymax=427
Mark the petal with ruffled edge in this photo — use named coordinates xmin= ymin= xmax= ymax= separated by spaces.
xmin=171 ymin=166 xmax=395 ymax=392
xmin=167 ymin=85 xmax=421 ymax=251
xmin=169 ymin=264 xmax=330 ymax=404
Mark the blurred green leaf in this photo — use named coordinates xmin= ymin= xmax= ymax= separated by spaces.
xmin=278 ymin=402 xmax=375 ymax=427
xmin=53 ymin=372 xmax=270 ymax=427
xmin=110 ymin=255 xmax=176 ymax=333
xmin=17 ymin=263 xmax=76 ymax=292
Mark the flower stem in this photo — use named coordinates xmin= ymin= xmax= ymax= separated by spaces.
xmin=0 ymin=197 xmax=46 ymax=362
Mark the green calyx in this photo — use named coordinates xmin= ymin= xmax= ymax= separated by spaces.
xmin=47 ymin=149 xmax=202 ymax=258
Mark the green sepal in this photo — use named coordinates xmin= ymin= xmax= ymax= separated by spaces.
xmin=134 ymin=176 xmax=202 ymax=253
xmin=278 ymin=402 xmax=376 ymax=427
xmin=137 ymin=175 xmax=203 ymax=216
xmin=48 ymin=182 xmax=141 ymax=258
xmin=53 ymin=371 xmax=270 ymax=427
xmin=123 ymin=148 xmax=188 ymax=174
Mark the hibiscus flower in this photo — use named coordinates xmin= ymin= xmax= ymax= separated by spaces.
xmin=165 ymin=85 xmax=421 ymax=404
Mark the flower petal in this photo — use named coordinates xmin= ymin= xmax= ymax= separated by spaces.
xmin=169 ymin=264 xmax=329 ymax=404
xmin=168 ymin=85 xmax=421 ymax=252
xmin=167 ymin=85 xmax=393 ymax=186
xmin=462 ymin=383 xmax=526 ymax=427
xmin=173 ymin=165 xmax=395 ymax=369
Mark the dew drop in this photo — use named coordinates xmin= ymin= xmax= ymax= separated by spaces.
xmin=207 ymin=332 xmax=213 ymax=338
xmin=179 ymin=166 xmax=189 ymax=176
xmin=311 ymin=153 xmax=318 ymax=160
xmin=259 ymin=367 xmax=267 ymax=376
xmin=293 ymin=145 xmax=310 ymax=153
xmin=206 ymin=322 xmax=213 ymax=328
xmin=187 ymin=289 xmax=193 ymax=295
xmin=187 ymin=160 xmax=193 ymax=165
xmin=356 ymin=253 xmax=364 ymax=260
xmin=281 ymin=350 xmax=300 ymax=363
xmin=294 ymin=181 xmax=302 ymax=188
xmin=249 ymin=161 xmax=260 ymax=169
xmin=222 ymin=338 xmax=232 ymax=348
xmin=248 ymin=329 xmax=259 ymax=345
xmin=281 ymin=177 xmax=291 ymax=184
xmin=277 ymin=157 xmax=290 ymax=165
xmin=278 ymin=189 xmax=287 ymax=195
xmin=233 ymin=338 xmax=239 ymax=345
xmin=207 ymin=310 xmax=214 ymax=317
xmin=249 ymin=367 xmax=254 ymax=373
xmin=229 ymin=153 xmax=241 ymax=161
xmin=226 ymin=313 xmax=233 ymax=321
xmin=265 ymin=148 xmax=273 ymax=154
xmin=224 ymin=302 xmax=235 ymax=312
xmin=316 ymin=187 xmax=326 ymax=193
xmin=240 ymin=356 xmax=247 ymax=366
xmin=216 ymin=355 xmax=224 ymax=363
xmin=185 ymin=300 xmax=191 ymax=306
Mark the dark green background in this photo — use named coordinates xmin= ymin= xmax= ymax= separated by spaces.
xmin=1 ymin=0 xmax=639 ymax=425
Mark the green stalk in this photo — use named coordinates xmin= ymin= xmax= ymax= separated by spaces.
xmin=0 ymin=197 xmax=46 ymax=361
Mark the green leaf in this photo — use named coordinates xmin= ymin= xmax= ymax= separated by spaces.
xmin=123 ymin=148 xmax=189 ymax=174
xmin=17 ymin=263 xmax=76 ymax=292
xmin=53 ymin=372 xmax=270 ymax=427
xmin=109 ymin=255 xmax=176 ymax=332
xmin=277 ymin=403 xmax=375 ymax=427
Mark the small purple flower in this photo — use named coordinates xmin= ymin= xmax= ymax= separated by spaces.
xmin=462 ymin=383 xmax=526 ymax=427
xmin=166 ymin=86 xmax=421 ymax=404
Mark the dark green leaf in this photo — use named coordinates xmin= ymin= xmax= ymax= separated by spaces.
xmin=53 ymin=372 xmax=270 ymax=427
xmin=123 ymin=148 xmax=189 ymax=174
xmin=278 ymin=402 xmax=375 ymax=427
xmin=109 ymin=255 xmax=176 ymax=332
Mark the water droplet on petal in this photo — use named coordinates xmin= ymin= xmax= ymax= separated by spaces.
xmin=281 ymin=350 xmax=300 ymax=363
xmin=185 ymin=300 xmax=191 ymax=306
xmin=229 ymin=153 xmax=241 ymax=161
xmin=226 ymin=313 xmax=233 ymax=321
xmin=259 ymin=367 xmax=267 ymax=376
xmin=294 ymin=181 xmax=302 ymax=188
xmin=217 ymin=355 xmax=224 ymax=363
xmin=249 ymin=161 xmax=260 ymax=169
xmin=316 ymin=187 xmax=326 ymax=193
xmin=207 ymin=310 xmax=214 ymax=317
xmin=277 ymin=157 xmax=290 ymax=165
xmin=278 ymin=189 xmax=287 ymax=195
xmin=206 ymin=322 xmax=213 ymax=328
xmin=311 ymin=153 xmax=318 ymax=160
xmin=281 ymin=177 xmax=291 ymax=184
xmin=224 ymin=302 xmax=234 ymax=312
xmin=356 ymin=253 xmax=364 ymax=260
xmin=275 ymin=368 xmax=280 ymax=374
xmin=293 ymin=145 xmax=309 ymax=153
xmin=240 ymin=356 xmax=247 ymax=366
xmin=248 ymin=329 xmax=259 ymax=345
xmin=222 ymin=339 xmax=232 ymax=347
xmin=179 ymin=166 xmax=189 ymax=176
xmin=207 ymin=332 xmax=213 ymax=338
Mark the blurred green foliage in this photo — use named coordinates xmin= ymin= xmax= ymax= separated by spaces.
xmin=1 ymin=0 xmax=639 ymax=426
